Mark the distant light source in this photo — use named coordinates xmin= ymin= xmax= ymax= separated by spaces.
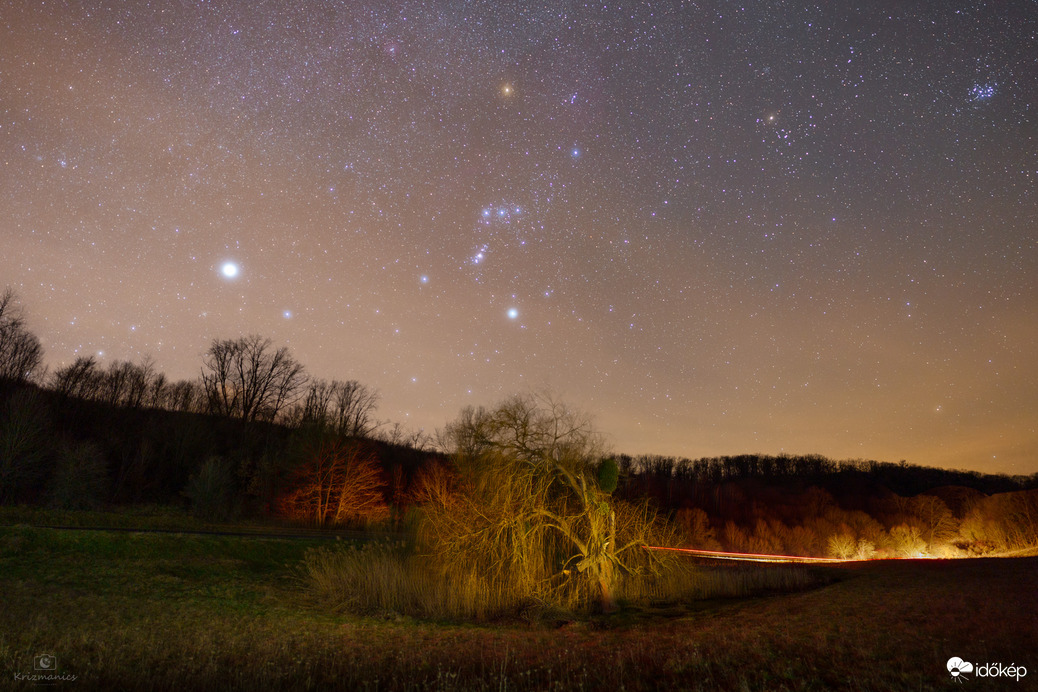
xmin=507 ymin=308 xmax=519 ymax=320
xmin=221 ymin=262 xmax=239 ymax=278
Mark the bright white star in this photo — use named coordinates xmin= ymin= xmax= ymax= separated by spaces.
xmin=220 ymin=262 xmax=239 ymax=278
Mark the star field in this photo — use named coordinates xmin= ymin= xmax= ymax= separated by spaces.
xmin=2 ymin=1 xmax=1035 ymax=472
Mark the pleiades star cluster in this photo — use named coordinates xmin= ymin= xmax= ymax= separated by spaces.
xmin=2 ymin=1 xmax=1035 ymax=472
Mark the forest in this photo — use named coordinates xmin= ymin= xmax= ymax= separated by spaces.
xmin=3 ymin=287 xmax=1037 ymax=586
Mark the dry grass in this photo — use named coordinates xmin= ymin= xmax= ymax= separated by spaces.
xmin=299 ymin=540 xmax=824 ymax=622
xmin=302 ymin=540 xmax=583 ymax=621
xmin=1 ymin=523 xmax=1035 ymax=691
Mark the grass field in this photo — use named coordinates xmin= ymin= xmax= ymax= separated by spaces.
xmin=0 ymin=504 xmax=375 ymax=537
xmin=0 ymin=522 xmax=1034 ymax=691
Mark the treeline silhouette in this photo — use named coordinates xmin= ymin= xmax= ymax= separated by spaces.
xmin=0 ymin=378 xmax=439 ymax=519
xmin=615 ymin=452 xmax=1030 ymax=502
xmin=613 ymin=454 xmax=1037 ymax=557
xmin=1 ymin=287 xmax=1035 ymax=556
xmin=0 ymin=288 xmax=438 ymax=519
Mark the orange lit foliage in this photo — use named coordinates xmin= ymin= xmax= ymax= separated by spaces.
xmin=276 ymin=438 xmax=387 ymax=526
xmin=959 ymin=489 xmax=1038 ymax=554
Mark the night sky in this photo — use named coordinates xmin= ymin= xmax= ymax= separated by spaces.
xmin=2 ymin=1 xmax=1035 ymax=473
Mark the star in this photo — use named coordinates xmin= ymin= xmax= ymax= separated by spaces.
xmin=969 ymin=83 xmax=996 ymax=102
xmin=2 ymin=0 xmax=1031 ymax=475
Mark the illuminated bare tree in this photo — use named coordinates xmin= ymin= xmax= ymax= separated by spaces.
xmin=910 ymin=494 xmax=959 ymax=551
xmin=276 ymin=437 xmax=387 ymax=526
xmin=0 ymin=288 xmax=44 ymax=384
xmin=960 ymin=490 xmax=1038 ymax=552
xmin=674 ymin=507 xmax=721 ymax=550
xmin=200 ymin=335 xmax=306 ymax=423
xmin=429 ymin=393 xmax=662 ymax=613
xmin=888 ymin=524 xmax=927 ymax=557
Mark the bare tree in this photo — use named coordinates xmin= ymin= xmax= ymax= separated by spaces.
xmin=430 ymin=393 xmax=663 ymax=612
xmin=97 ymin=360 xmax=133 ymax=407
xmin=295 ymin=378 xmax=379 ymax=437
xmin=276 ymin=437 xmax=387 ymax=526
xmin=674 ymin=507 xmax=721 ymax=550
xmin=55 ymin=357 xmax=159 ymax=408
xmin=379 ymin=421 xmax=432 ymax=450
xmin=0 ymin=288 xmax=44 ymax=384
xmin=164 ymin=379 xmax=202 ymax=413
xmin=910 ymin=494 xmax=959 ymax=551
xmin=50 ymin=356 xmax=100 ymax=399
xmin=122 ymin=357 xmax=157 ymax=409
xmin=200 ymin=335 xmax=307 ymax=422
xmin=147 ymin=371 xmax=168 ymax=409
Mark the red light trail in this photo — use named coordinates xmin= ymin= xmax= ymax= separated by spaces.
xmin=643 ymin=546 xmax=851 ymax=564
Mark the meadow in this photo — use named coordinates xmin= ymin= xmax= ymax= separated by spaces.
xmin=1 ymin=519 xmax=1034 ymax=691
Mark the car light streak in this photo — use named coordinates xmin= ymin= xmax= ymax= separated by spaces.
xmin=643 ymin=546 xmax=850 ymax=563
